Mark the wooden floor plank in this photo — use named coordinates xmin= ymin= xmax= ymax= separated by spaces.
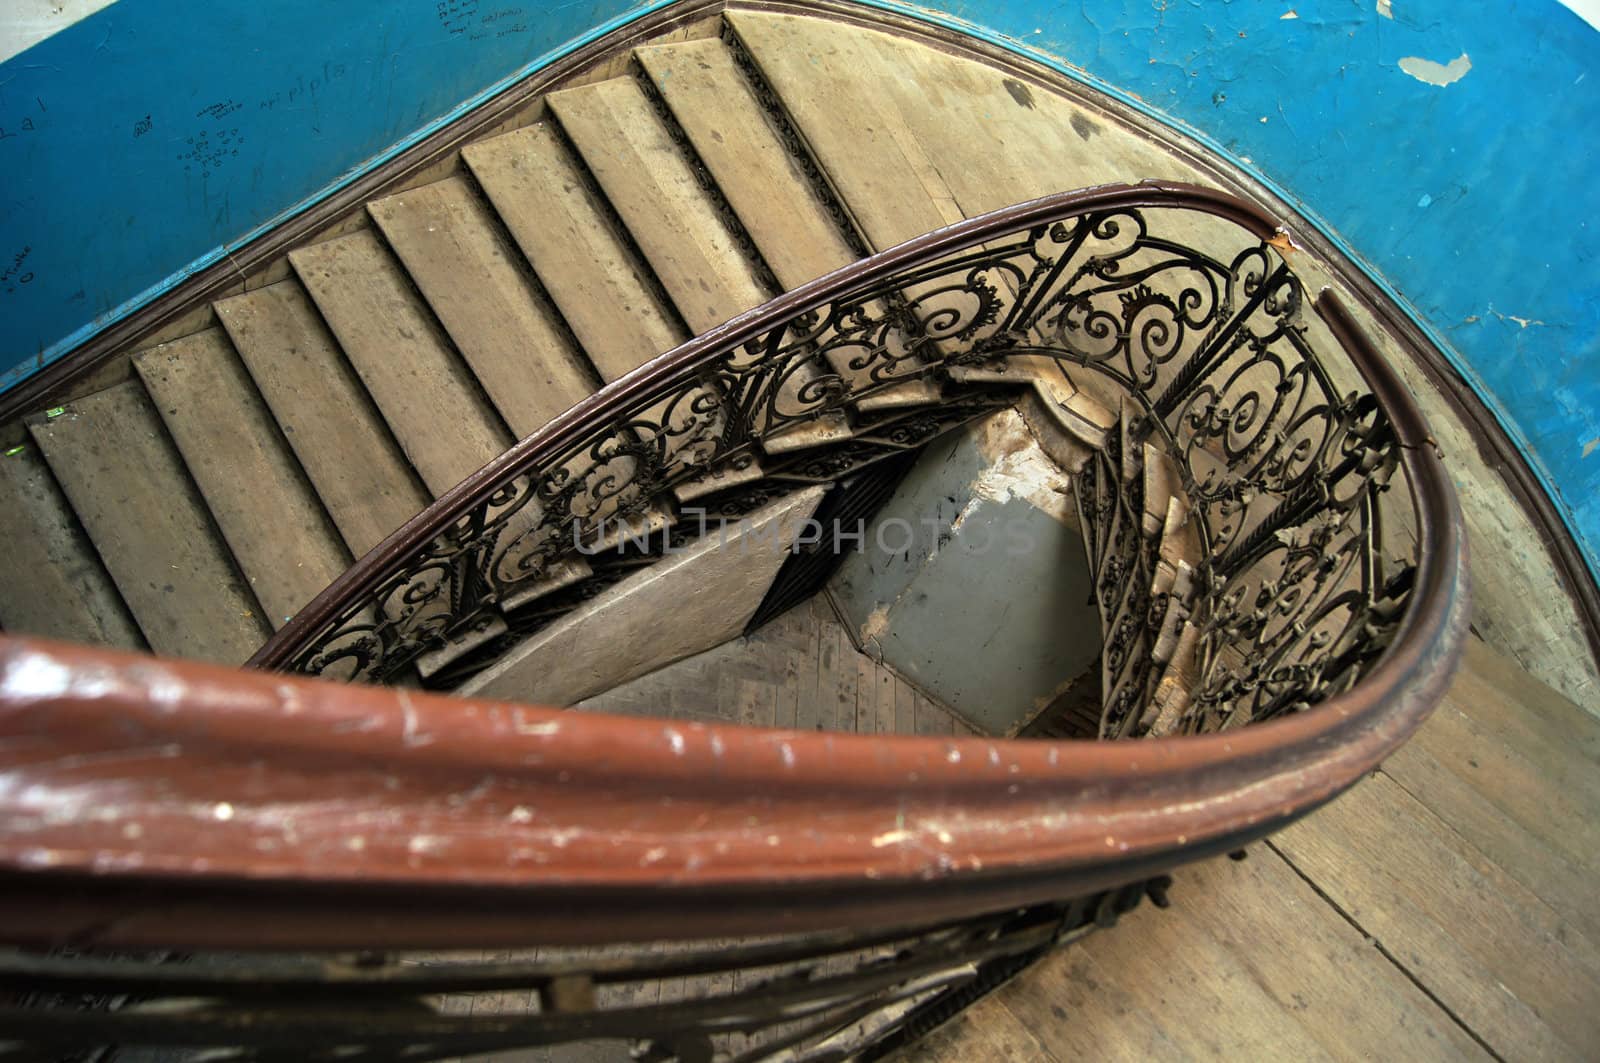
xmin=853 ymin=646 xmax=877 ymax=736
xmin=874 ymin=660 xmax=897 ymax=737
xmin=1272 ymin=774 xmax=1600 ymax=1060
xmin=912 ymin=992 xmax=1060 ymax=1062
xmin=1404 ymin=685 xmax=1600 ymax=882
xmin=290 ymin=230 xmax=513 ymax=496
xmin=1381 ymin=736 xmax=1600 ymax=950
xmin=0 ymin=442 xmax=144 ymax=650
xmin=368 ymin=176 xmax=597 ymax=439
xmin=895 ymin=675 xmax=917 ymax=736
xmin=463 ymin=121 xmax=686 ymax=384
xmin=997 ymin=847 xmax=1488 ymax=1061
xmin=28 ymin=381 xmax=270 ymax=663
xmin=824 ymin=623 xmax=857 ymax=733
xmin=1449 ymin=637 xmax=1600 ymax=765
xmin=1003 ymin=893 xmax=1334 ymax=1062
xmin=794 ymin=605 xmax=824 ymax=732
xmin=215 ymin=280 xmax=430 ymax=556
xmin=132 ymin=328 xmax=350 ymax=628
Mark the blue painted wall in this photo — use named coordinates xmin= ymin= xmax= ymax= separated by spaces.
xmin=0 ymin=0 xmax=658 ymax=381
xmin=3 ymin=0 xmax=1597 ymax=582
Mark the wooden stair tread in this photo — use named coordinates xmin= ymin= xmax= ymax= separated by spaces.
xmin=730 ymin=10 xmax=1180 ymax=226
xmin=726 ymin=10 xmax=963 ymax=250
xmin=290 ymin=230 xmax=513 ymax=495
xmin=215 ymin=281 xmax=430 ymax=556
xmin=547 ymin=76 xmax=773 ymax=335
xmin=367 ymin=176 xmax=596 ymax=439
xmin=636 ymin=38 xmax=941 ymax=410
xmin=0 ymin=442 xmax=143 ymax=650
xmin=634 ymin=38 xmax=856 ymax=292
xmin=132 ymin=328 xmax=350 ymax=628
xmin=26 ymin=382 xmax=269 ymax=663
xmin=462 ymin=121 xmax=686 ymax=383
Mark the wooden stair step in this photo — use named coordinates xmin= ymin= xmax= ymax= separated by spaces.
xmin=757 ymin=413 xmax=857 ymax=453
xmin=500 ymin=557 xmax=594 ymax=612
xmin=1017 ymin=385 xmax=1095 ymax=475
xmin=1145 ymin=620 xmax=1201 ymax=738
xmin=727 ymin=14 xmax=1048 ymax=395
xmin=215 ymin=280 xmax=430 ymax=556
xmin=368 ymin=176 xmax=596 ymax=439
xmin=0 ymin=442 xmax=144 ymax=650
xmin=634 ymin=38 xmax=940 ymax=411
xmin=463 ymin=121 xmax=686 ymax=384
xmin=132 ymin=329 xmax=351 ymax=628
xmin=633 ymin=38 xmax=868 ymax=292
xmin=671 ymin=453 xmax=768 ymax=504
xmin=547 ymin=75 xmax=773 ymax=335
xmin=1102 ymin=414 xmax=1158 ymax=736
xmin=726 ymin=10 xmax=961 ymax=249
xmin=1141 ymin=442 xmax=1182 ymax=538
xmin=290 ymin=230 xmax=514 ymax=495
xmin=415 ymin=614 xmax=509 ymax=680
xmin=561 ymin=77 xmax=859 ymax=443
xmin=27 ymin=382 xmax=270 ymax=663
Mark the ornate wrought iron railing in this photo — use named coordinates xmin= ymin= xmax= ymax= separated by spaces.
xmin=0 ymin=182 xmax=1467 ymax=1059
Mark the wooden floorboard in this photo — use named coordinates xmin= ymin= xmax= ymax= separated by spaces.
xmin=914 ymin=635 xmax=1600 ymax=1061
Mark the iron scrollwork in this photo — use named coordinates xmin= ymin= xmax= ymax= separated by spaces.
xmin=272 ymin=202 xmax=1414 ymax=745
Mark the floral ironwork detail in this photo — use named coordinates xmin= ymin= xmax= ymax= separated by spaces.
xmin=264 ymin=199 xmax=1413 ymax=743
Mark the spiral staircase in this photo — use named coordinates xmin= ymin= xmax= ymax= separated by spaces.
xmin=0 ymin=5 xmax=1595 ymax=1060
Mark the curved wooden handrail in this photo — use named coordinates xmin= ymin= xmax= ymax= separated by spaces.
xmin=0 ymin=183 xmax=1467 ymax=951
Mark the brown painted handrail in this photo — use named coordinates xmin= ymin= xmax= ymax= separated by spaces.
xmin=0 ymin=184 xmax=1467 ymax=951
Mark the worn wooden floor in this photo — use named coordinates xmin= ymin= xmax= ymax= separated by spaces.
xmin=913 ymin=635 xmax=1600 ymax=1062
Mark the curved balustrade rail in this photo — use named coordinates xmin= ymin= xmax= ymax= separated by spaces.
xmin=249 ymin=181 xmax=1436 ymax=699
xmin=0 ymin=181 xmax=1466 ymax=1058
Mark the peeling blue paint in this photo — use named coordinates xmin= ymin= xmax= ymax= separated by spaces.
xmin=2 ymin=0 xmax=1597 ymax=586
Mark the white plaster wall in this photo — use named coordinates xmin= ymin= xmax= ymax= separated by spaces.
xmin=1 ymin=0 xmax=120 ymax=64
xmin=1561 ymin=0 xmax=1600 ymax=30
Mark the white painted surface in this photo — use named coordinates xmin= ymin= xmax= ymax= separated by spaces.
xmin=1 ymin=0 xmax=120 ymax=64
xmin=1560 ymin=0 xmax=1600 ymax=30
